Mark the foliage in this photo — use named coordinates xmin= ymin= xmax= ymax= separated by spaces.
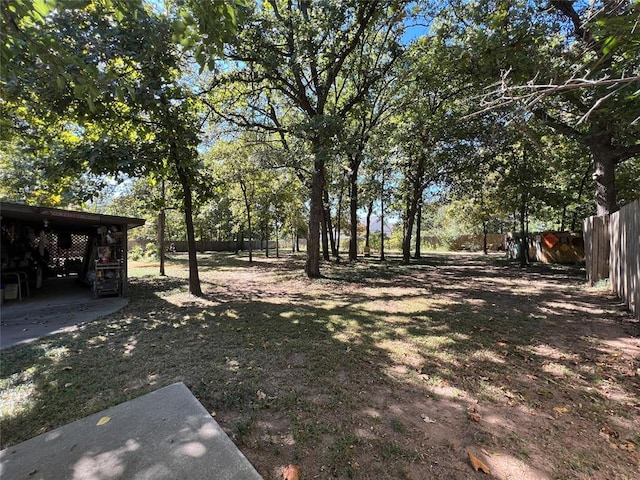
xmin=208 ymin=0 xmax=408 ymax=275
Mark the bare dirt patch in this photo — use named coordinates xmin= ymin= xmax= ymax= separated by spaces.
xmin=1 ymin=252 xmax=638 ymax=479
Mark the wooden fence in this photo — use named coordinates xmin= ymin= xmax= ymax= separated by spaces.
xmin=584 ymin=198 xmax=640 ymax=319
xmin=583 ymin=215 xmax=610 ymax=283
xmin=609 ymin=199 xmax=639 ymax=319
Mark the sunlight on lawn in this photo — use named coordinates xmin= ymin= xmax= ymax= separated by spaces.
xmin=2 ymin=253 xmax=638 ymax=480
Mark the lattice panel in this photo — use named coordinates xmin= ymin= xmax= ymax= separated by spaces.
xmin=46 ymin=232 xmax=89 ymax=276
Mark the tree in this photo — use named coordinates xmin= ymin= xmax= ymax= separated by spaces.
xmin=207 ymin=0 xmax=407 ymax=277
xmin=445 ymin=0 xmax=640 ymax=215
xmin=391 ymin=36 xmax=478 ymax=263
xmin=1 ymin=1 xmax=243 ymax=295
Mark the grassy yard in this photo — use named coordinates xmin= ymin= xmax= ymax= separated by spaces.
xmin=1 ymin=252 xmax=639 ymax=479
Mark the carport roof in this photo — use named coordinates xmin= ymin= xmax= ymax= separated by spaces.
xmin=0 ymin=202 xmax=145 ymax=234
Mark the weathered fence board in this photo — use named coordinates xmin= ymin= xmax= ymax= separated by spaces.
xmin=609 ymin=198 xmax=640 ymax=320
xmin=585 ymin=198 xmax=639 ymax=319
xmin=583 ymin=214 xmax=610 ymax=284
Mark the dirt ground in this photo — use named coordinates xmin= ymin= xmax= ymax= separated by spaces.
xmin=1 ymin=252 xmax=639 ymax=479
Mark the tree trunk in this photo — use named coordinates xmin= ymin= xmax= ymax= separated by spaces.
xmin=402 ymin=156 xmax=425 ymax=264
xmin=402 ymin=186 xmax=421 ymax=264
xmin=413 ymin=202 xmax=422 ymax=259
xmin=240 ymin=180 xmax=253 ymax=263
xmin=519 ymin=192 xmax=528 ymax=268
xmin=321 ymin=190 xmax=330 ymax=261
xmin=535 ymin=111 xmax=630 ymax=216
xmin=176 ymin=165 xmax=202 ymax=296
xmin=323 ymin=188 xmax=338 ymax=259
xmin=348 ymin=167 xmax=359 ymax=261
xmin=590 ymin=146 xmax=617 ymax=216
xmin=335 ymin=176 xmax=344 ymax=259
xmin=305 ymin=156 xmax=324 ymax=278
xmin=483 ymin=221 xmax=488 ymax=255
xmin=365 ymin=200 xmax=373 ymax=249
xmin=265 ymin=222 xmax=270 ymax=258
xmin=380 ymin=172 xmax=386 ymax=262
xmin=158 ymin=210 xmax=165 ymax=276
xmin=158 ymin=179 xmax=166 ymax=276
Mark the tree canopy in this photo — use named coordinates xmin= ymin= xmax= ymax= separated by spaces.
xmin=1 ymin=0 xmax=638 ymax=278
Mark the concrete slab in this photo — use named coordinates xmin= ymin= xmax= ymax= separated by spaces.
xmin=0 ymin=382 xmax=263 ymax=480
xmin=1 ymin=278 xmax=127 ymax=349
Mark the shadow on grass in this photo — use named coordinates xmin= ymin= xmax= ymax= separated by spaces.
xmin=1 ymin=252 xmax=638 ymax=479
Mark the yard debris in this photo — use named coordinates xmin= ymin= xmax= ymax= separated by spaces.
xmin=421 ymin=414 xmax=436 ymax=423
xmin=282 ymin=464 xmax=301 ymax=480
xmin=467 ymin=406 xmax=481 ymax=422
xmin=621 ymin=441 xmax=636 ymax=452
xmin=553 ymin=406 xmax=570 ymax=414
xmin=256 ymin=390 xmax=267 ymax=400
xmin=600 ymin=425 xmax=620 ymax=439
xmin=468 ymin=450 xmax=491 ymax=474
xmin=96 ymin=416 xmax=111 ymax=426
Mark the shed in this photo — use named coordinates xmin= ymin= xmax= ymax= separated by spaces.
xmin=1 ymin=202 xmax=145 ymax=300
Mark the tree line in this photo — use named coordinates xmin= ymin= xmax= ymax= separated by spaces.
xmin=1 ymin=0 xmax=638 ymax=293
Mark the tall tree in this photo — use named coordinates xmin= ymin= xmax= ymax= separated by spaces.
xmin=207 ymin=0 xmax=407 ymax=277
xmin=1 ymin=1 xmax=243 ymax=295
xmin=444 ymin=0 xmax=640 ymax=215
xmin=392 ymin=36 xmax=477 ymax=263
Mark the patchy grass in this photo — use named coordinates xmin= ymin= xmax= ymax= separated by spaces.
xmin=1 ymin=252 xmax=639 ymax=480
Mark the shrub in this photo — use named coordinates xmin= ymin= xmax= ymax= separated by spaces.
xmin=144 ymin=242 xmax=159 ymax=260
xmin=130 ymin=244 xmax=144 ymax=261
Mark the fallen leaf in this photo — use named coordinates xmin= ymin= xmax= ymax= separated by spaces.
xmin=421 ymin=414 xmax=436 ymax=423
xmin=283 ymin=464 xmax=301 ymax=480
xmin=600 ymin=426 xmax=619 ymax=438
xmin=96 ymin=416 xmax=111 ymax=426
xmin=621 ymin=442 xmax=636 ymax=452
xmin=469 ymin=413 xmax=481 ymax=422
xmin=468 ymin=451 xmax=491 ymax=474
xmin=256 ymin=390 xmax=267 ymax=400
xmin=553 ymin=406 xmax=570 ymax=414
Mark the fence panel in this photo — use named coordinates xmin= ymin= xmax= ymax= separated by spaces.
xmin=609 ymin=198 xmax=640 ymax=319
xmin=583 ymin=214 xmax=610 ymax=284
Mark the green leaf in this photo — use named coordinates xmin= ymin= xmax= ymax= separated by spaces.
xmin=86 ymin=95 xmax=96 ymax=113
xmin=115 ymin=86 xmax=125 ymax=103
xmin=602 ymin=36 xmax=618 ymax=55
xmin=32 ymin=0 xmax=54 ymax=20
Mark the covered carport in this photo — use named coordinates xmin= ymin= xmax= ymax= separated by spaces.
xmin=1 ymin=202 xmax=145 ymax=302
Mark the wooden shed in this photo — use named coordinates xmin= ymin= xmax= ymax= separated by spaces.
xmin=1 ymin=202 xmax=145 ymax=300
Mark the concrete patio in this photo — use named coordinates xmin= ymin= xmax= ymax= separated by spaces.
xmin=1 ymin=277 xmax=127 ymax=349
xmin=0 ymin=382 xmax=263 ymax=479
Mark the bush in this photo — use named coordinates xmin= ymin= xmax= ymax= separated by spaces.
xmin=130 ymin=244 xmax=144 ymax=261
xmin=144 ymin=242 xmax=159 ymax=260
